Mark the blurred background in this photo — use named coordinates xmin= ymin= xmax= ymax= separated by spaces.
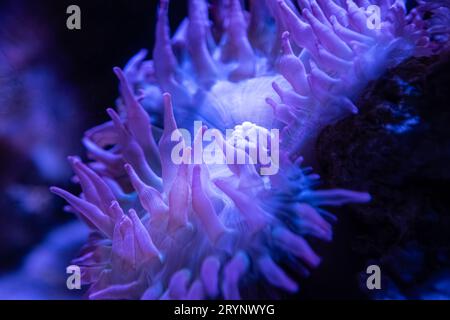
xmin=0 ymin=0 xmax=449 ymax=300
xmin=0 ymin=0 xmax=187 ymax=299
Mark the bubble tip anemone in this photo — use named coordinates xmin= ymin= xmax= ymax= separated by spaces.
xmin=50 ymin=0 xmax=443 ymax=300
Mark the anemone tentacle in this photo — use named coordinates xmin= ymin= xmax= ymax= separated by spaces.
xmin=51 ymin=0 xmax=445 ymax=299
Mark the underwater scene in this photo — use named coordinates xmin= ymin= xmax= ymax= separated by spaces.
xmin=0 ymin=0 xmax=449 ymax=301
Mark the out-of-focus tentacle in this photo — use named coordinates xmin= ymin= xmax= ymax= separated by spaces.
xmin=220 ymin=0 xmax=256 ymax=81
xmin=187 ymin=0 xmax=219 ymax=89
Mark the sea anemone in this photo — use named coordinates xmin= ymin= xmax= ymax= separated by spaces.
xmin=50 ymin=0 xmax=440 ymax=299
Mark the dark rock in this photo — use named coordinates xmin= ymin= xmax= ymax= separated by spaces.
xmin=317 ymin=53 xmax=450 ymax=298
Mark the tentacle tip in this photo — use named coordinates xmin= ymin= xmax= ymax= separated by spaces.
xmin=67 ymin=155 xmax=79 ymax=164
xmin=310 ymin=256 xmax=321 ymax=268
xmin=113 ymin=66 xmax=123 ymax=76
xmin=107 ymin=108 xmax=122 ymax=125
xmin=265 ymin=97 xmax=277 ymax=110
xmin=49 ymin=186 xmax=60 ymax=195
xmin=271 ymin=81 xmax=280 ymax=91
xmin=110 ymin=200 xmax=119 ymax=209
xmin=294 ymin=156 xmax=304 ymax=166
xmin=124 ymin=163 xmax=133 ymax=173
xmin=106 ymin=107 xmax=116 ymax=117
xmin=163 ymin=92 xmax=172 ymax=104
xmin=290 ymin=284 xmax=300 ymax=293
xmin=138 ymin=48 xmax=148 ymax=56
xmin=361 ymin=193 xmax=372 ymax=202
xmin=324 ymin=234 xmax=333 ymax=243
xmin=277 ymin=0 xmax=286 ymax=9
xmin=236 ymin=251 xmax=250 ymax=267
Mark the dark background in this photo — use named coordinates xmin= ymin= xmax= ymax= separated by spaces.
xmin=16 ymin=0 xmax=187 ymax=128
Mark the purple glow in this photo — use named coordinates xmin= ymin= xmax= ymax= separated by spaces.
xmin=50 ymin=0 xmax=446 ymax=300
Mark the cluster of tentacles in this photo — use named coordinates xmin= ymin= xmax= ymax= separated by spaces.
xmin=51 ymin=0 xmax=443 ymax=299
